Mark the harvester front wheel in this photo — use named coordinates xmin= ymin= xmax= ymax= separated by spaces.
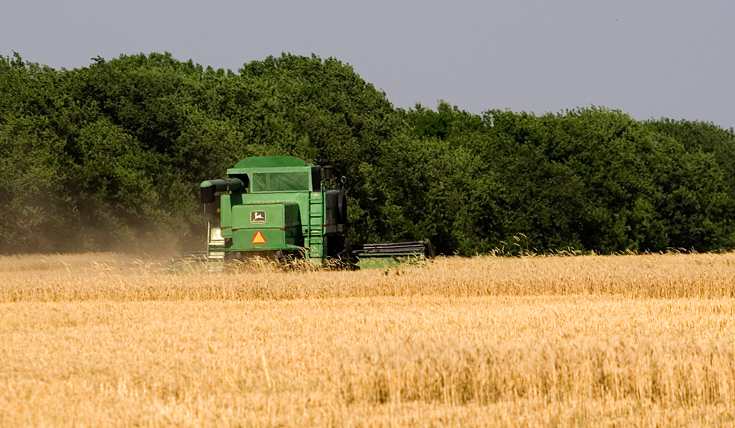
xmin=327 ymin=235 xmax=354 ymax=269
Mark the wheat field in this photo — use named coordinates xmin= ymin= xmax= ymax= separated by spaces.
xmin=1 ymin=252 xmax=734 ymax=427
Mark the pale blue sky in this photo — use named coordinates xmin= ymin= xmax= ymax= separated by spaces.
xmin=3 ymin=0 xmax=734 ymax=128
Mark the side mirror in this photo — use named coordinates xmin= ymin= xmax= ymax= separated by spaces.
xmin=322 ymin=165 xmax=334 ymax=181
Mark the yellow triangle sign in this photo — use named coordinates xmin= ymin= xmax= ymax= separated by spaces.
xmin=252 ymin=231 xmax=266 ymax=244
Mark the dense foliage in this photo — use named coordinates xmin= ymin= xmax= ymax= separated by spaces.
xmin=1 ymin=52 xmax=734 ymax=254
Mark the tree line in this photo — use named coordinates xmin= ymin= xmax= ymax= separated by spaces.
xmin=1 ymin=52 xmax=734 ymax=255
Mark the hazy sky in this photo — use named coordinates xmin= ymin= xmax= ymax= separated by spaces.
xmin=3 ymin=0 xmax=734 ymax=128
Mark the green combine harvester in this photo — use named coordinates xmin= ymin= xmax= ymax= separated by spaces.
xmin=200 ymin=156 xmax=433 ymax=268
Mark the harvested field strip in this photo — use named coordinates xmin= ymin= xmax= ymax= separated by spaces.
xmin=1 ymin=253 xmax=735 ymax=302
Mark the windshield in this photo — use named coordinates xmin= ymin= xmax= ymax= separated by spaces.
xmin=251 ymin=172 xmax=310 ymax=192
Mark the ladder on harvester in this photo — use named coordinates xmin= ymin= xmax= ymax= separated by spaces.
xmin=206 ymin=222 xmax=225 ymax=271
xmin=307 ymin=192 xmax=324 ymax=265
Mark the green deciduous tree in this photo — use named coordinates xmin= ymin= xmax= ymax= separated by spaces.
xmin=1 ymin=53 xmax=734 ymax=255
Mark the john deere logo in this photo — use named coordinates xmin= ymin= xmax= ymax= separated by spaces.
xmin=251 ymin=210 xmax=266 ymax=224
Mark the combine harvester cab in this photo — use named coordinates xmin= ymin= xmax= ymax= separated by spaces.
xmin=200 ymin=156 xmax=431 ymax=269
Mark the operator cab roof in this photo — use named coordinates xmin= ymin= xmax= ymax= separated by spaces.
xmin=231 ymin=156 xmax=313 ymax=170
xmin=227 ymin=156 xmax=320 ymax=192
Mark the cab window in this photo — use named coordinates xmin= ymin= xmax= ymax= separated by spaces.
xmin=251 ymin=172 xmax=310 ymax=192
